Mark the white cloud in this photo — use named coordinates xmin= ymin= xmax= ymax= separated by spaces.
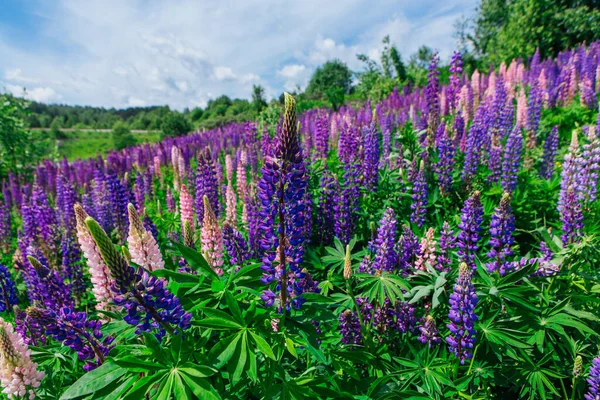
xmin=4 ymin=83 xmax=61 ymax=103
xmin=0 ymin=0 xmax=477 ymax=109
xmin=127 ymin=96 xmax=146 ymax=107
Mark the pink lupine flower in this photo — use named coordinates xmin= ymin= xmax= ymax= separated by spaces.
xmin=201 ymin=196 xmax=224 ymax=276
xmin=153 ymin=156 xmax=161 ymax=177
xmin=516 ymin=88 xmax=528 ymax=128
xmin=179 ymin=184 xmax=194 ymax=230
xmin=415 ymin=227 xmax=437 ymax=271
xmin=225 ymin=183 xmax=237 ymax=226
xmin=237 ymin=150 xmax=248 ymax=197
xmin=127 ymin=204 xmax=165 ymax=272
xmin=0 ymin=318 xmax=45 ymax=400
xmin=225 ymin=154 xmax=234 ymax=182
xmin=74 ymin=204 xmax=114 ymax=312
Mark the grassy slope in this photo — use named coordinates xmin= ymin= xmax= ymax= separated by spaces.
xmin=43 ymin=130 xmax=161 ymax=161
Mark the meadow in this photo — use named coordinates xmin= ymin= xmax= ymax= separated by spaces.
xmin=0 ymin=42 xmax=599 ymax=400
xmin=31 ymin=129 xmax=162 ymax=161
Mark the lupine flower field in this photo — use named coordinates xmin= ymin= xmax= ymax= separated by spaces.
xmin=1 ymin=41 xmax=600 ymax=399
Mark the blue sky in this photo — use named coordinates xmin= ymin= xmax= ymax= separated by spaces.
xmin=0 ymin=0 xmax=477 ymax=109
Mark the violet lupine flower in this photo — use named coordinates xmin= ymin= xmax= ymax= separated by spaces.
xmin=371 ymin=208 xmax=398 ymax=273
xmin=334 ymin=163 xmax=360 ymax=244
xmin=486 ymin=193 xmax=516 ymax=275
xmin=425 ymin=51 xmax=441 ymax=133
xmin=74 ymin=204 xmax=114 ymax=312
xmin=166 ymin=187 xmax=176 ymax=213
xmin=396 ymin=225 xmax=420 ymax=273
xmin=540 ymin=126 xmax=559 ymax=179
xmin=457 ymin=191 xmax=484 ymax=270
xmin=447 ymin=51 xmax=463 ymax=114
xmin=339 ymin=310 xmax=362 ymax=345
xmin=576 ymin=130 xmax=600 ymax=206
xmin=317 ymin=171 xmax=338 ymax=245
xmin=501 ymin=127 xmax=523 ymax=193
xmin=418 ymin=315 xmax=441 ymax=348
xmin=415 ymin=227 xmax=437 ymax=271
xmin=558 ymin=131 xmax=580 ymax=213
xmin=561 ymin=186 xmax=584 ymax=246
xmin=0 ymin=201 xmax=10 ymax=253
xmin=585 ymin=355 xmax=600 ymax=400
xmin=446 ymin=262 xmax=478 ymax=364
xmin=26 ymin=307 xmax=114 ymax=371
xmin=528 ymin=80 xmax=543 ymax=136
xmin=27 ymin=256 xmax=74 ymax=311
xmin=0 ymin=318 xmax=45 ymax=399
xmin=580 ymin=76 xmax=598 ymax=109
xmin=201 ymin=196 xmax=224 ymax=276
xmin=362 ymin=123 xmax=380 ymax=192
xmin=85 ymin=217 xmax=192 ymax=340
xmin=222 ymin=223 xmax=250 ymax=272
xmin=435 ymin=127 xmax=456 ymax=196
xmin=106 ymin=171 xmax=129 ymax=241
xmin=127 ymin=204 xmax=165 ymax=272
xmin=258 ymin=93 xmax=318 ymax=310
xmin=314 ymin=115 xmax=329 ymax=159
xmin=437 ymin=222 xmax=455 ymax=272
xmin=14 ymin=306 xmax=46 ymax=347
xmin=0 ymin=265 xmax=18 ymax=313
xmin=410 ymin=161 xmax=428 ymax=228
xmin=195 ymin=148 xmax=220 ymax=224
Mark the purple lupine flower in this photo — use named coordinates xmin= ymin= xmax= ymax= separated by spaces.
xmin=339 ymin=309 xmax=362 ymax=345
xmin=222 ymin=222 xmax=250 ymax=272
xmin=317 ymin=170 xmax=338 ymax=245
xmin=371 ymin=208 xmax=398 ymax=273
xmin=540 ymin=126 xmax=559 ymax=179
xmin=195 ymin=148 xmax=220 ymax=224
xmin=166 ymin=187 xmax=176 ymax=213
xmin=334 ymin=163 xmax=360 ymax=244
xmin=425 ymin=51 xmax=441 ymax=133
xmin=410 ymin=161 xmax=428 ymax=228
xmin=393 ymin=301 xmax=416 ymax=334
xmin=486 ymin=193 xmax=516 ymax=275
xmin=558 ymin=131 xmax=580 ymax=213
xmin=561 ymin=186 xmax=584 ymax=246
xmin=106 ymin=171 xmax=129 ymax=241
xmin=435 ymin=126 xmax=456 ymax=196
xmin=26 ymin=306 xmax=114 ymax=371
xmin=15 ymin=306 xmax=47 ymax=346
xmin=85 ymin=218 xmax=192 ymax=340
xmin=576 ymin=130 xmax=600 ymax=206
xmin=244 ymin=188 xmax=261 ymax=256
xmin=457 ymin=191 xmax=484 ymax=269
xmin=258 ymin=94 xmax=318 ymax=310
xmin=437 ymin=222 xmax=455 ymax=272
xmin=0 ymin=265 xmax=18 ymax=312
xmin=501 ymin=127 xmax=523 ymax=193
xmin=585 ymin=355 xmax=600 ymax=400
xmin=362 ymin=123 xmax=380 ymax=192
xmin=0 ymin=200 xmax=10 ymax=252
xmin=447 ymin=51 xmax=463 ymax=114
xmin=488 ymin=133 xmax=503 ymax=184
xmin=446 ymin=263 xmax=478 ymax=364
xmin=396 ymin=225 xmax=420 ymax=273
xmin=27 ymin=256 xmax=74 ymax=311
xmin=314 ymin=114 xmax=329 ymax=159
xmin=528 ymin=80 xmax=543 ymax=135
xmin=418 ymin=315 xmax=441 ymax=347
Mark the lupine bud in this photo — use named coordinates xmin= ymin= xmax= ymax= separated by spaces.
xmin=343 ymin=245 xmax=352 ymax=280
xmin=574 ymin=355 xmax=583 ymax=377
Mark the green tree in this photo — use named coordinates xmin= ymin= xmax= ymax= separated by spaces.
xmin=470 ymin=0 xmax=600 ymax=65
xmin=112 ymin=122 xmax=137 ymax=150
xmin=161 ymin=112 xmax=192 ymax=139
xmin=305 ymin=60 xmax=352 ymax=98
xmin=252 ymin=85 xmax=267 ymax=113
xmin=0 ymin=93 xmax=49 ymax=178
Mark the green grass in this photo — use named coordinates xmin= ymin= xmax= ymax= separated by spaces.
xmin=52 ymin=130 xmax=161 ymax=161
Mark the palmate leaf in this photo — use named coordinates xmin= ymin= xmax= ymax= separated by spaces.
xmin=59 ymin=361 xmax=127 ymax=400
xmin=356 ymin=272 xmax=410 ymax=305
